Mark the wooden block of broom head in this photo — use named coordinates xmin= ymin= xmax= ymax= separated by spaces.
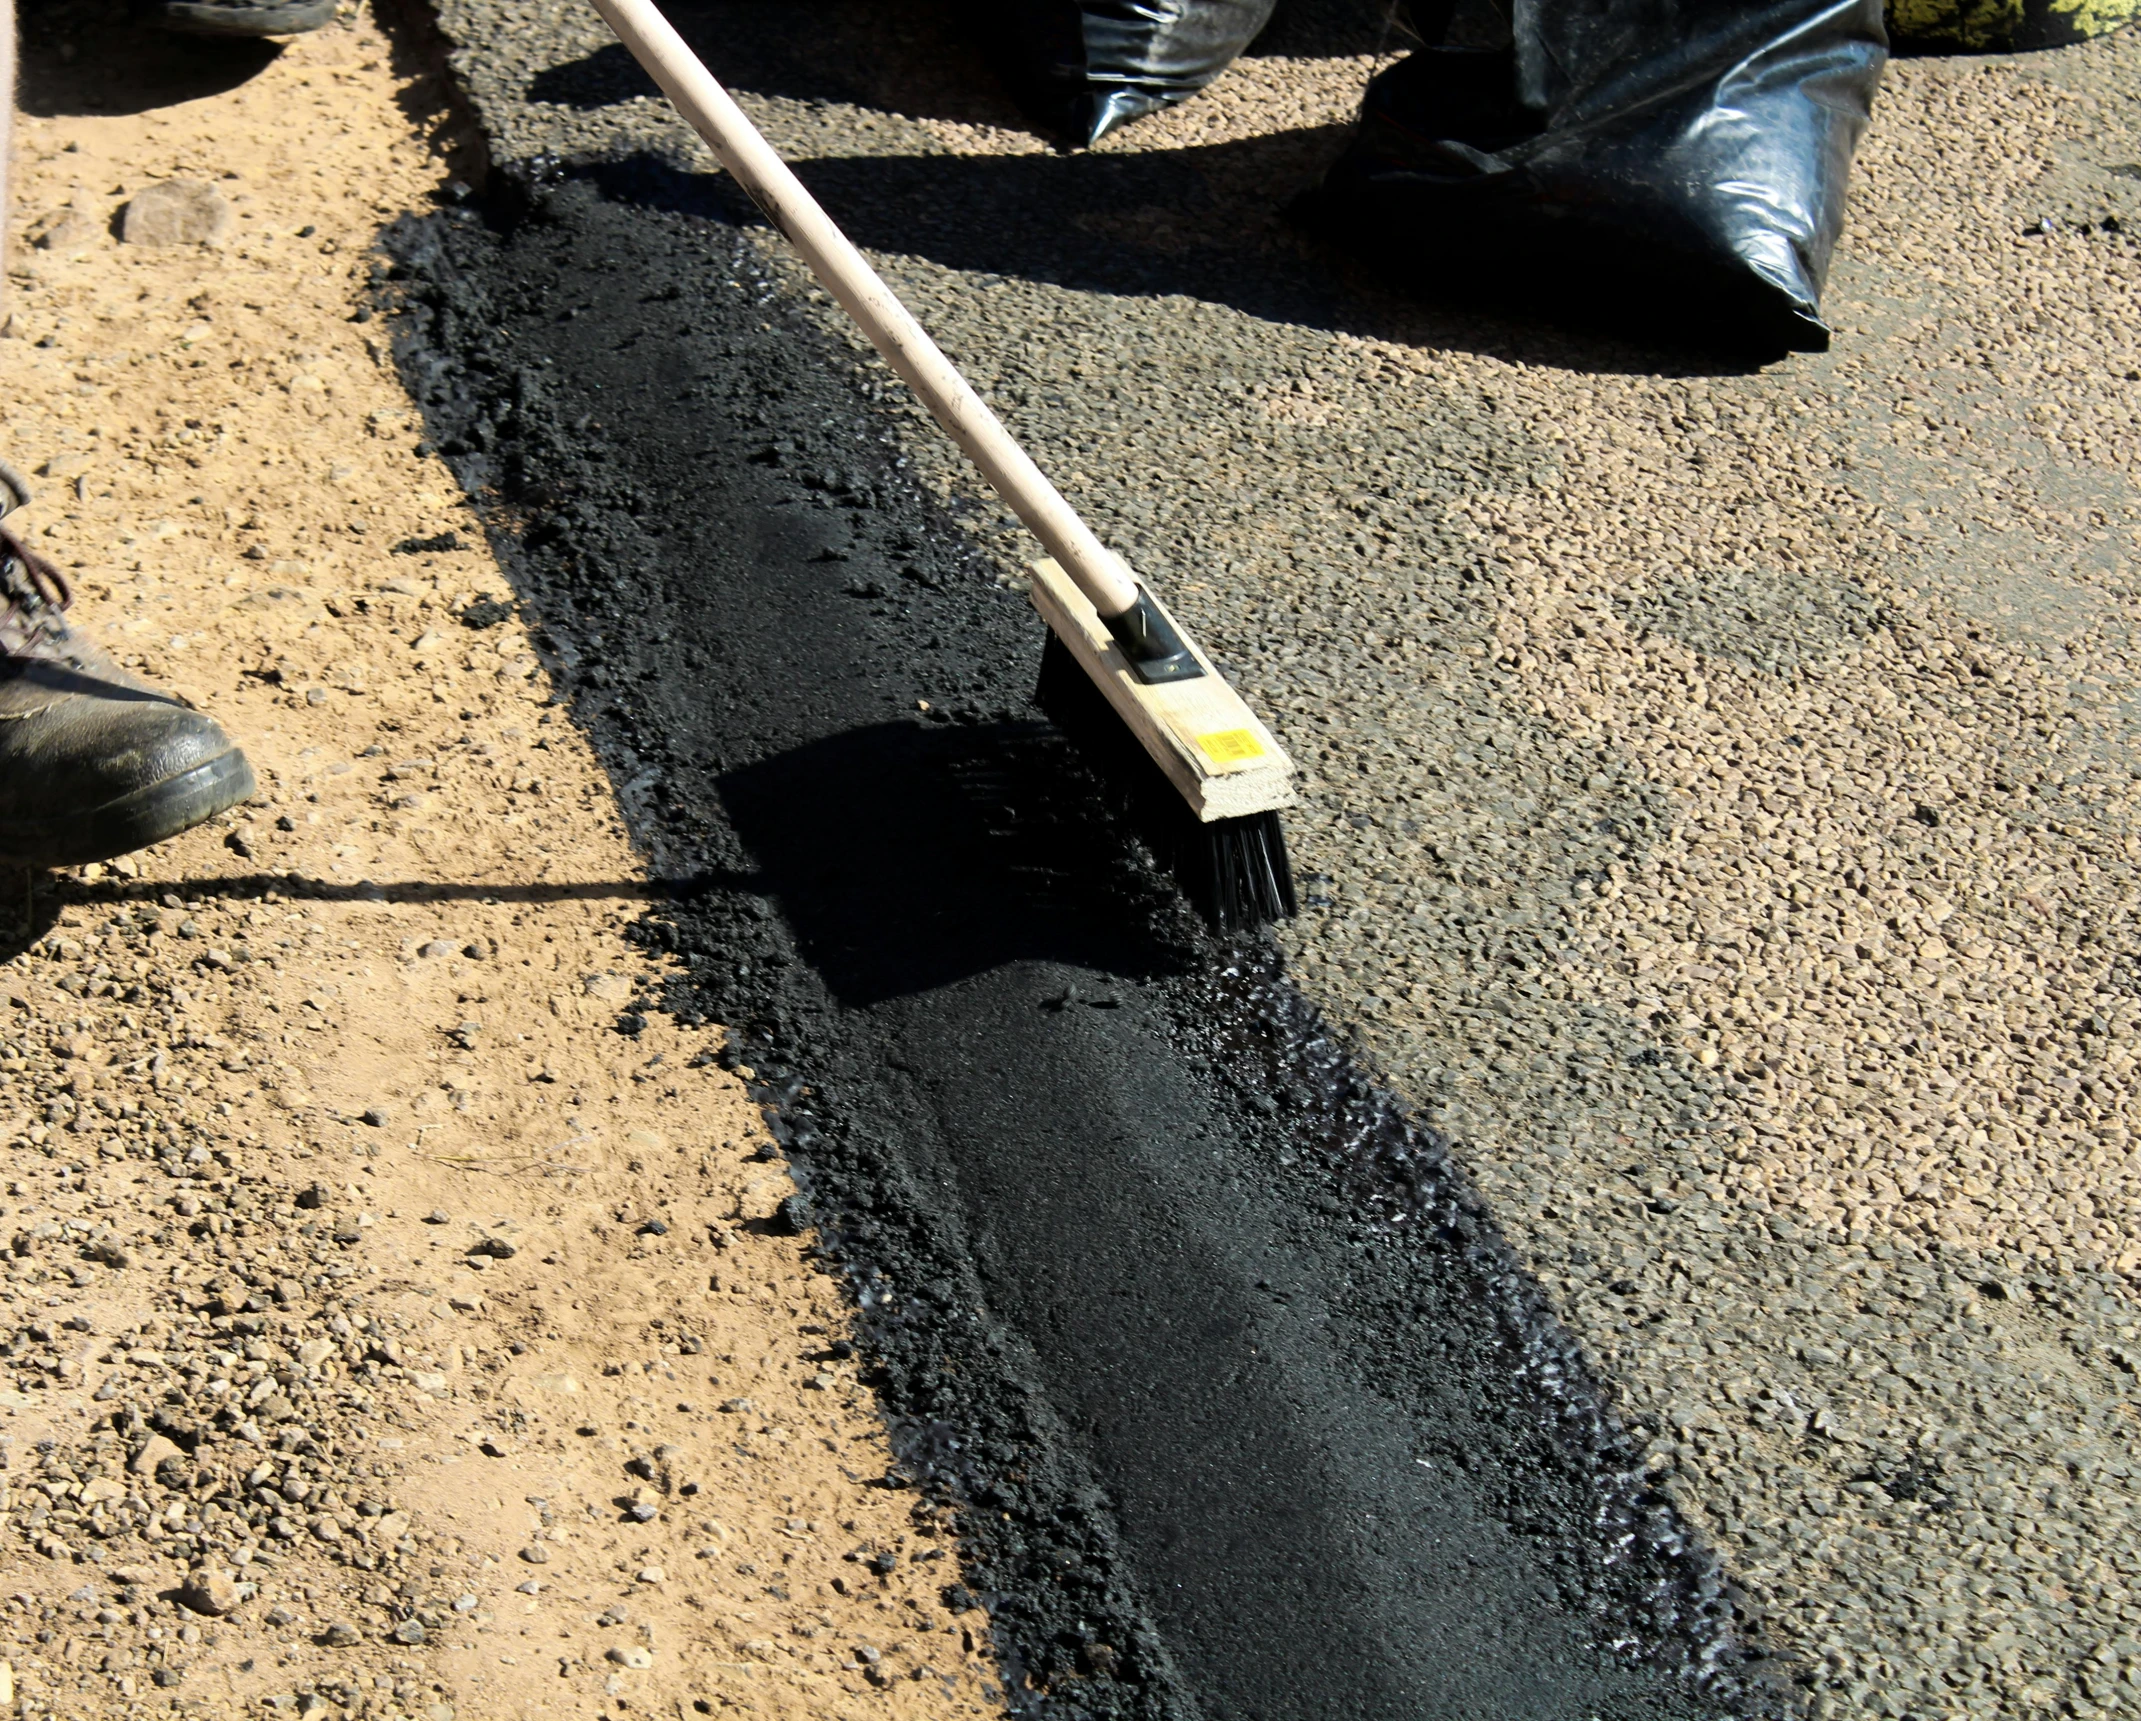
xmin=1028 ymin=557 xmax=1296 ymax=822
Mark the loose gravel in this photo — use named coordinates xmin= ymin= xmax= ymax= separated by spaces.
xmin=0 ymin=5 xmax=1005 ymax=1715
xmin=424 ymin=3 xmax=2141 ymax=1717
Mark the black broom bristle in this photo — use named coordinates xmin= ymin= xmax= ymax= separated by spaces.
xmin=1036 ymin=629 xmax=1297 ymax=930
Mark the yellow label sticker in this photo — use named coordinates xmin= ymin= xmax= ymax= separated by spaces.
xmin=1198 ymin=728 xmax=1266 ymax=764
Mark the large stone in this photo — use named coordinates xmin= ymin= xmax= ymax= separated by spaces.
xmin=119 ymin=181 xmax=231 ymax=247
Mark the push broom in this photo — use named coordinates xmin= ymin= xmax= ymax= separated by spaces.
xmin=588 ymin=0 xmax=1299 ymax=928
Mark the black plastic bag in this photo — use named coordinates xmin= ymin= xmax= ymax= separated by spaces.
xmin=989 ymin=0 xmax=1279 ymax=145
xmin=1308 ymin=0 xmax=1888 ymax=352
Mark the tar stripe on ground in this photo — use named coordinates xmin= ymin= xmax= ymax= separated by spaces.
xmin=375 ymin=142 xmax=1774 ymax=1719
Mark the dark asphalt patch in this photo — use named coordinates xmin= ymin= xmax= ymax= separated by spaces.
xmin=376 ymin=167 xmax=1784 ymax=1720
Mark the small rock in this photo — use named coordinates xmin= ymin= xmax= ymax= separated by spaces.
xmin=605 ymin=1646 xmax=653 ymax=1669
xmin=178 ymin=1570 xmax=242 ymax=1617
xmin=360 ymin=1107 xmax=390 ymax=1128
xmin=129 ymin=1433 xmax=184 ymax=1476
xmin=423 ymin=1209 xmax=451 ymax=1225
xmin=120 ymin=179 xmax=231 ymax=247
xmin=319 ymin=1621 xmax=361 ymax=1647
xmin=468 ymin=1237 xmax=516 ymax=1259
xmin=295 ymin=1183 xmax=329 ymax=1211
xmin=390 ymin=1619 xmax=425 ymax=1645
xmin=627 ymin=1501 xmax=659 ymax=1523
xmin=518 ymin=1545 xmax=550 ymax=1565
xmin=417 ymin=940 xmax=456 ymax=960
xmin=31 ymin=207 xmax=96 ymax=251
xmin=635 ymin=1566 xmax=664 ymax=1584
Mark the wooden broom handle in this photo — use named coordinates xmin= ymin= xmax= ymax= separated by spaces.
xmin=588 ymin=0 xmax=1143 ymax=621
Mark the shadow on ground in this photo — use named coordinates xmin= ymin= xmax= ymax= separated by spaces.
xmin=15 ymin=0 xmax=282 ymax=117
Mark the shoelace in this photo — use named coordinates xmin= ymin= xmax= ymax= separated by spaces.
xmin=0 ymin=458 xmax=76 ymax=619
xmin=0 ymin=527 xmax=74 ymax=619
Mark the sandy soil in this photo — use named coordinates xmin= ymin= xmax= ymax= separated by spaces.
xmin=0 ymin=9 xmax=1001 ymax=1718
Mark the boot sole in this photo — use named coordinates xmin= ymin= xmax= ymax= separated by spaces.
xmin=156 ymin=0 xmax=338 ymax=35
xmin=0 ymin=749 xmax=257 ymax=870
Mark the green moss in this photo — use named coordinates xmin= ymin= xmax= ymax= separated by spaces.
xmin=1886 ymin=0 xmax=2137 ymax=51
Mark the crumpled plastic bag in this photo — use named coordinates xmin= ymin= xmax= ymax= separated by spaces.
xmin=990 ymin=0 xmax=1279 ymax=145
xmin=1307 ymin=0 xmax=1889 ymax=352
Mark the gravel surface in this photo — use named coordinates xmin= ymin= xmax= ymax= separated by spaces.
xmin=423 ymin=4 xmax=2141 ymax=1717
xmin=0 ymin=7 xmax=1004 ymax=1715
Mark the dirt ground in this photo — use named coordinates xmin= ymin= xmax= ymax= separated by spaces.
xmin=0 ymin=8 xmax=1002 ymax=1718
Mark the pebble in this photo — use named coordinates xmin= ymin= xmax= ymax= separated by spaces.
xmin=31 ymin=205 xmax=96 ymax=252
xmin=128 ymin=1433 xmax=183 ymax=1476
xmin=518 ymin=1545 xmax=550 ymax=1564
xmin=177 ymin=1569 xmax=242 ymax=1617
xmin=605 ymin=1646 xmax=653 ymax=1669
xmin=119 ymin=179 xmax=230 ymax=247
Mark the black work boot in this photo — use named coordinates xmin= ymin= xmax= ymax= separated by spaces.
xmin=0 ymin=474 xmax=255 ymax=869
xmin=154 ymin=0 xmax=338 ymax=36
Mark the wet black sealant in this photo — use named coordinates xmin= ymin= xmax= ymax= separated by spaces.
xmin=378 ymin=168 xmax=1789 ymax=1721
